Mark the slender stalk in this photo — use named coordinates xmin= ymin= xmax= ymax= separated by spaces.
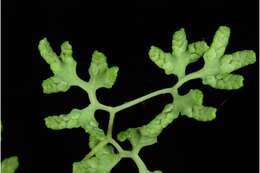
xmin=132 ymin=154 xmax=149 ymax=173
xmin=109 ymin=138 xmax=124 ymax=153
xmin=83 ymin=139 xmax=109 ymax=159
xmin=173 ymin=70 xmax=203 ymax=89
xmin=74 ymin=77 xmax=91 ymax=92
xmin=96 ymin=103 xmax=114 ymax=112
xmin=112 ymin=88 xmax=172 ymax=112
xmin=107 ymin=111 xmax=116 ymax=137
xmin=119 ymin=150 xmax=133 ymax=158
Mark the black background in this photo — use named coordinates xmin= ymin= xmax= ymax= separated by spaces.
xmin=3 ymin=0 xmax=259 ymax=173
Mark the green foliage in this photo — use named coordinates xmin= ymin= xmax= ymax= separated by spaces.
xmin=39 ymin=38 xmax=79 ymax=93
xmin=174 ymin=89 xmax=216 ymax=121
xmin=187 ymin=41 xmax=209 ymax=62
xmin=1 ymin=123 xmax=19 ymax=173
xmin=72 ymin=145 xmax=120 ymax=173
xmin=1 ymin=156 xmax=19 ymax=173
xmin=118 ymin=127 xmax=157 ymax=152
xmin=44 ymin=107 xmax=106 ymax=141
xmin=139 ymin=103 xmax=179 ymax=137
xmin=200 ymin=26 xmax=256 ymax=90
xmin=149 ymin=28 xmax=210 ymax=79
xmin=39 ymin=26 xmax=256 ymax=173
xmin=88 ymin=51 xmax=119 ymax=89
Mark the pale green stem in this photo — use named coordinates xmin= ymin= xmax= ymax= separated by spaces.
xmin=83 ymin=139 xmax=109 ymax=159
xmin=81 ymin=69 xmax=203 ymax=161
xmin=119 ymin=150 xmax=133 ymax=158
xmin=74 ymin=77 xmax=91 ymax=92
xmin=83 ymin=138 xmax=124 ymax=160
xmin=132 ymin=154 xmax=149 ymax=173
xmin=171 ymin=70 xmax=203 ymax=93
xmin=73 ymin=77 xmax=98 ymax=105
xmin=112 ymin=88 xmax=172 ymax=112
xmin=107 ymin=111 xmax=116 ymax=137
xmin=109 ymin=138 xmax=124 ymax=153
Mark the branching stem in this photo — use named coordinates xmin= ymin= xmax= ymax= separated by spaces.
xmin=82 ymin=69 xmax=203 ymax=166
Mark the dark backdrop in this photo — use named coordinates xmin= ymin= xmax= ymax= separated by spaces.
xmin=3 ymin=0 xmax=259 ymax=173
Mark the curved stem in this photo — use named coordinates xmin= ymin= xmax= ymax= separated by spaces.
xmin=107 ymin=111 xmax=116 ymax=137
xmin=83 ymin=139 xmax=109 ymax=159
xmin=83 ymin=138 xmax=124 ymax=159
xmin=74 ymin=77 xmax=99 ymax=105
xmin=132 ymin=154 xmax=149 ymax=173
xmin=74 ymin=77 xmax=91 ymax=92
xmin=110 ymin=70 xmax=202 ymax=113
xmin=109 ymin=138 xmax=124 ymax=153
xmin=169 ymin=70 xmax=203 ymax=97
xmin=112 ymin=88 xmax=172 ymax=113
xmin=174 ymin=70 xmax=203 ymax=89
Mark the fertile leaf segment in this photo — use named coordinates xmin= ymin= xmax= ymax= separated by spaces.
xmin=39 ymin=26 xmax=256 ymax=173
